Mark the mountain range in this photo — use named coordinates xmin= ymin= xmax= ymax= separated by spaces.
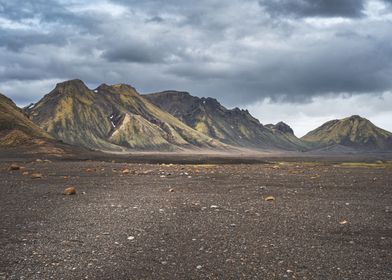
xmin=145 ymin=91 xmax=307 ymax=151
xmin=25 ymin=80 xmax=226 ymax=151
xmin=1 ymin=79 xmax=391 ymax=153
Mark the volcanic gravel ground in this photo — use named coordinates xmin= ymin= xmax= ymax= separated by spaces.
xmin=0 ymin=160 xmax=391 ymax=279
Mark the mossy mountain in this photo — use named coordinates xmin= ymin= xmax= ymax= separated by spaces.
xmin=0 ymin=92 xmax=52 ymax=147
xmin=145 ymin=91 xmax=308 ymax=151
xmin=302 ymin=115 xmax=392 ymax=151
xmin=26 ymin=80 xmax=227 ymax=151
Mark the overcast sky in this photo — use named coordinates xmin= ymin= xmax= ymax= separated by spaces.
xmin=1 ymin=0 xmax=392 ymax=136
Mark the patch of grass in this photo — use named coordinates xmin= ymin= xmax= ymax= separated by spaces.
xmin=335 ymin=162 xmax=392 ymax=168
xmin=192 ymin=164 xmax=217 ymax=168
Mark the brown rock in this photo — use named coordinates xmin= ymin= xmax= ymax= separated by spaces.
xmin=122 ymin=169 xmax=130 ymax=174
xmin=168 ymin=188 xmax=175 ymax=192
xmin=264 ymin=196 xmax=275 ymax=202
xmin=31 ymin=173 xmax=43 ymax=179
xmin=8 ymin=164 xmax=21 ymax=171
xmin=63 ymin=187 xmax=76 ymax=195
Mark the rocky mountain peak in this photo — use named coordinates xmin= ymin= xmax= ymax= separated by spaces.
xmin=274 ymin=122 xmax=294 ymax=134
xmin=54 ymin=79 xmax=89 ymax=92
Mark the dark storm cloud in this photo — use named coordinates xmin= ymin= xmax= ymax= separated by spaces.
xmin=0 ymin=29 xmax=67 ymax=52
xmin=259 ymin=0 xmax=366 ymax=18
xmin=1 ymin=0 xmax=392 ymax=109
xmin=102 ymin=45 xmax=166 ymax=64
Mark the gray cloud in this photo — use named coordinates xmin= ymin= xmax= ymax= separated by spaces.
xmin=259 ymin=0 xmax=366 ymax=18
xmin=1 ymin=0 xmax=392 ymax=112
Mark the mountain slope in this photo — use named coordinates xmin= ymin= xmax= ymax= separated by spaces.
xmin=0 ymin=92 xmax=52 ymax=147
xmin=145 ymin=91 xmax=308 ymax=151
xmin=302 ymin=115 xmax=392 ymax=151
xmin=26 ymin=80 xmax=227 ymax=151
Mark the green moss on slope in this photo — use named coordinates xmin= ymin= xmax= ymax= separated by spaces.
xmin=302 ymin=115 xmax=392 ymax=150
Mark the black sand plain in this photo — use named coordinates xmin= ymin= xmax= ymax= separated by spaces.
xmin=0 ymin=152 xmax=391 ymax=279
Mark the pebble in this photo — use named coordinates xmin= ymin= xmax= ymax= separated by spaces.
xmin=63 ymin=187 xmax=76 ymax=195
xmin=264 ymin=196 xmax=275 ymax=202
xmin=127 ymin=236 xmax=135 ymax=241
xmin=31 ymin=173 xmax=43 ymax=179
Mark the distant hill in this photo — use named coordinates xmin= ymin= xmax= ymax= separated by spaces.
xmin=302 ymin=115 xmax=392 ymax=151
xmin=26 ymin=80 xmax=227 ymax=151
xmin=0 ymin=92 xmax=52 ymax=147
xmin=145 ymin=91 xmax=308 ymax=151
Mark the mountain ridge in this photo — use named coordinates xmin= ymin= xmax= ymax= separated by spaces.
xmin=25 ymin=80 xmax=229 ymax=151
xmin=2 ymin=79 xmax=391 ymax=153
xmin=144 ymin=90 xmax=308 ymax=151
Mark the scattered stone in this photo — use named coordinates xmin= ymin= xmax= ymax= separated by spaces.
xmin=196 ymin=265 xmax=203 ymax=270
xmin=168 ymin=188 xmax=175 ymax=192
xmin=31 ymin=173 xmax=43 ymax=179
xmin=210 ymin=205 xmax=219 ymax=209
xmin=339 ymin=220 xmax=348 ymax=225
xmin=139 ymin=170 xmax=154 ymax=175
xmin=8 ymin=164 xmax=20 ymax=171
xmin=63 ymin=187 xmax=76 ymax=195
xmin=35 ymin=159 xmax=43 ymax=163
xmin=127 ymin=236 xmax=135 ymax=241
xmin=122 ymin=169 xmax=130 ymax=174
xmin=22 ymin=171 xmax=29 ymax=176
xmin=265 ymin=196 xmax=275 ymax=202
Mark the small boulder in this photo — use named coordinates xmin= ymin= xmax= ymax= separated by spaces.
xmin=31 ymin=173 xmax=43 ymax=179
xmin=8 ymin=164 xmax=21 ymax=171
xmin=63 ymin=187 xmax=76 ymax=195
xmin=122 ymin=169 xmax=130 ymax=175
